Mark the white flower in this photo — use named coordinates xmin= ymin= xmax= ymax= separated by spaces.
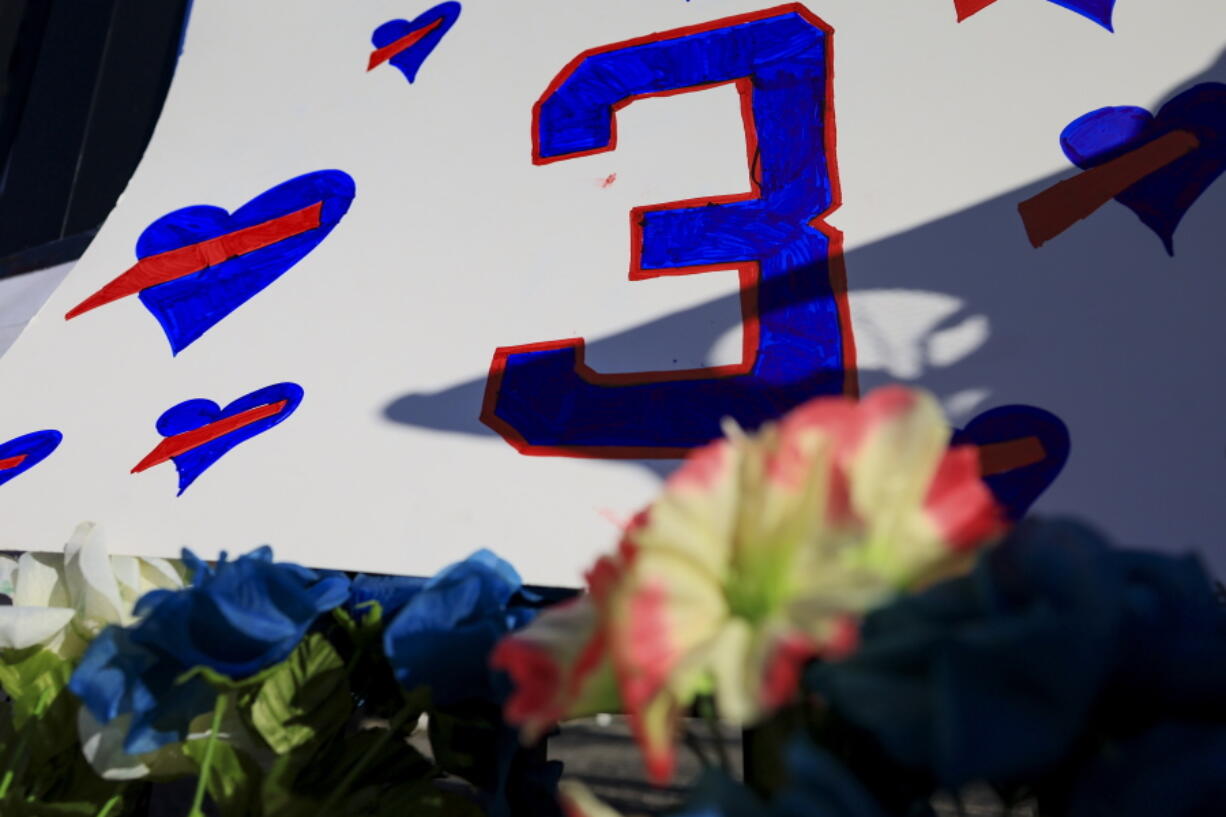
xmin=0 ymin=522 xmax=189 ymax=780
xmin=0 ymin=522 xmax=184 ymax=658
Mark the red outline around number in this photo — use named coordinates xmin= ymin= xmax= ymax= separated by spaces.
xmin=482 ymin=3 xmax=856 ymax=459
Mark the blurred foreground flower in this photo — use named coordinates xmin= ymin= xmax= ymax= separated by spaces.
xmin=69 ymin=546 xmax=348 ymax=755
xmin=383 ymin=548 xmax=539 ymax=706
xmin=807 ymin=517 xmax=1226 ymax=793
xmin=494 ymin=386 xmax=1003 ymax=782
xmin=0 ymin=522 xmax=183 ymax=656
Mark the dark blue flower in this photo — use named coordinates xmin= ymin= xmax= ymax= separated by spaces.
xmin=132 ymin=546 xmax=349 ymax=679
xmin=347 ymin=573 xmax=427 ymax=621
xmin=806 ymin=517 xmax=1226 ymax=789
xmin=383 ymin=549 xmax=539 ymax=707
xmin=68 ymin=546 xmax=349 ymax=753
xmin=1060 ymin=721 xmax=1226 ymax=817
xmin=68 ymin=626 xmax=215 ymax=754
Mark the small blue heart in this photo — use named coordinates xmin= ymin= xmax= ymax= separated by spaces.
xmin=1047 ymin=0 xmax=1115 ymax=31
xmin=370 ymin=2 xmax=461 ymax=84
xmin=0 ymin=430 xmax=63 ymax=489
xmin=1060 ymin=82 xmax=1226 ymax=254
xmin=150 ymin=383 xmax=303 ymax=495
xmin=952 ymin=405 xmax=1070 ymax=521
xmin=133 ymin=171 xmax=355 ymax=353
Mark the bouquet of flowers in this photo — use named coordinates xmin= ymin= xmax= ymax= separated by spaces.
xmin=1 ymin=386 xmax=1222 ymax=817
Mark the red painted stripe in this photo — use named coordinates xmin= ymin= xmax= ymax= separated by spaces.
xmin=131 ymin=400 xmax=289 ymax=474
xmin=1019 ymin=130 xmax=1199 ymax=248
xmin=978 ymin=436 xmax=1046 ymax=476
xmin=65 ymin=202 xmax=324 ymax=321
xmin=0 ymin=454 xmax=27 ymax=471
xmin=954 ymin=0 xmax=1001 ymax=21
xmin=367 ymin=18 xmax=443 ymax=71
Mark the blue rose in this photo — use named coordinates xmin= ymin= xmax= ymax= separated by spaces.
xmin=132 ymin=547 xmax=349 ymax=678
xmin=69 ymin=546 xmax=349 ymax=753
xmin=69 ymin=625 xmax=216 ymax=754
xmin=383 ymin=549 xmax=539 ymax=707
xmin=347 ymin=573 xmax=427 ymax=622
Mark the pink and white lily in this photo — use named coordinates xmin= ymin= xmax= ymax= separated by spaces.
xmin=493 ymin=386 xmax=1004 ymax=784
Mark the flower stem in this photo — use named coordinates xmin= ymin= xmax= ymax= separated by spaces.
xmin=188 ymin=693 xmax=229 ymax=817
xmin=96 ymin=794 xmax=123 ymax=817
xmin=0 ymin=723 xmax=32 ymax=800
xmin=319 ymin=698 xmax=420 ymax=814
xmin=698 ymin=695 xmax=732 ymax=774
xmin=0 ymin=686 xmax=55 ymax=801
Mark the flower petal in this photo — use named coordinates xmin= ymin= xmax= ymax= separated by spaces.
xmin=629 ymin=440 xmax=739 ymax=582
xmin=846 ymin=387 xmax=948 ymax=531
xmin=493 ymin=597 xmax=619 ymax=743
xmin=0 ymin=606 xmax=76 ymax=649
xmin=64 ymin=522 xmax=126 ymax=629
xmin=0 ymin=555 xmax=17 ymax=596
xmin=13 ymin=552 xmax=67 ymax=608
xmin=923 ymin=446 xmax=1004 ymax=552
xmin=78 ymin=708 xmax=153 ymax=781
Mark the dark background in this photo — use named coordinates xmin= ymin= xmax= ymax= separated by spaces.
xmin=0 ymin=0 xmax=189 ymax=278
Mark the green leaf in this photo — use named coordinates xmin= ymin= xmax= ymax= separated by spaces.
xmin=300 ymin=725 xmax=432 ymax=800
xmin=427 ymin=703 xmax=516 ymax=792
xmin=183 ymin=733 xmax=262 ymax=817
xmin=248 ymin=634 xmax=352 ymax=754
xmin=0 ymin=800 xmax=98 ymax=817
xmin=0 ymin=647 xmax=79 ymax=768
xmin=176 ymin=659 xmax=286 ymax=693
xmin=0 ymin=647 xmax=74 ymax=732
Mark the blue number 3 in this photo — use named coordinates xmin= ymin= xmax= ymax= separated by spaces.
xmin=482 ymin=4 xmax=856 ymax=457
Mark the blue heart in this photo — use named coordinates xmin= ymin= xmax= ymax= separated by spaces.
xmin=0 ymin=430 xmax=63 ymax=489
xmin=951 ymin=405 xmax=1070 ymax=521
xmin=1047 ymin=0 xmax=1115 ymax=31
xmin=151 ymin=383 xmax=304 ymax=495
xmin=1060 ymin=83 xmax=1226 ymax=254
xmin=133 ymin=171 xmax=355 ymax=354
xmin=370 ymin=2 xmax=461 ymax=84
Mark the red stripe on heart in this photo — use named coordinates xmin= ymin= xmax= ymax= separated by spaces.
xmin=0 ymin=454 xmax=27 ymax=471
xmin=978 ymin=436 xmax=1046 ymax=476
xmin=65 ymin=202 xmax=324 ymax=321
xmin=131 ymin=400 xmax=289 ymax=474
xmin=1019 ymin=130 xmax=1200 ymax=248
xmin=367 ymin=17 xmax=444 ymax=71
xmin=955 ymin=0 xmax=1002 ymax=21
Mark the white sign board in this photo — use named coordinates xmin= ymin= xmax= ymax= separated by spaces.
xmin=1 ymin=0 xmax=1224 ymax=584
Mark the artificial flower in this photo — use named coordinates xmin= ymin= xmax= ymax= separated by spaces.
xmin=495 ymin=386 xmax=1003 ymax=782
xmin=0 ymin=522 xmax=184 ymax=657
xmin=806 ymin=517 xmax=1226 ymax=788
xmin=384 ymin=549 xmax=539 ymax=706
xmin=69 ymin=545 xmax=348 ymax=754
xmin=347 ymin=572 xmax=427 ymax=621
xmin=121 ymin=545 xmax=349 ymax=678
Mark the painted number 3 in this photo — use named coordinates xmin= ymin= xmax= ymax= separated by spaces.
xmin=482 ymin=4 xmax=854 ymax=457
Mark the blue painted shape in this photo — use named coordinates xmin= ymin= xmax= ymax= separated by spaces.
xmin=952 ymin=405 xmax=1070 ymax=521
xmin=371 ymin=2 xmax=461 ymax=84
xmin=0 ymin=430 xmax=63 ymax=489
xmin=1047 ymin=0 xmax=1115 ymax=31
xmin=136 ymin=170 xmax=355 ymax=354
xmin=488 ymin=8 xmax=849 ymax=454
xmin=1060 ymin=82 xmax=1226 ymax=254
xmin=155 ymin=382 xmax=303 ymax=495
